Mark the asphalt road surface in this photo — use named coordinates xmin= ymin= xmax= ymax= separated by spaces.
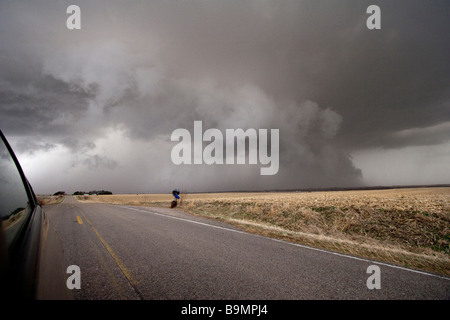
xmin=43 ymin=196 xmax=449 ymax=300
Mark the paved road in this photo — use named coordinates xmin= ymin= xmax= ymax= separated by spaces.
xmin=43 ymin=196 xmax=449 ymax=300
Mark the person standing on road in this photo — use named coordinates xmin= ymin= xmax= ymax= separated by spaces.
xmin=171 ymin=189 xmax=180 ymax=208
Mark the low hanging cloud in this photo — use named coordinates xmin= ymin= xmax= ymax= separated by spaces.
xmin=388 ymin=122 xmax=450 ymax=148
xmin=37 ymin=40 xmax=360 ymax=192
xmin=1 ymin=0 xmax=448 ymax=193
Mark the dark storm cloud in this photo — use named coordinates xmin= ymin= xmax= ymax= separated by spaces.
xmin=313 ymin=1 xmax=450 ymax=150
xmin=386 ymin=121 xmax=450 ymax=148
xmin=0 ymin=0 xmax=449 ymax=192
xmin=0 ymin=74 xmax=95 ymax=137
xmin=81 ymin=154 xmax=118 ymax=170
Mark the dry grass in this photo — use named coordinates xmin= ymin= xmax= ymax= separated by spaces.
xmin=76 ymin=187 xmax=450 ymax=276
xmin=37 ymin=195 xmax=65 ymax=205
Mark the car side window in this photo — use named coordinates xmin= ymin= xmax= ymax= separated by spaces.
xmin=0 ymin=136 xmax=32 ymax=249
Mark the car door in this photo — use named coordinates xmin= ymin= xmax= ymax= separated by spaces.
xmin=0 ymin=130 xmax=71 ymax=299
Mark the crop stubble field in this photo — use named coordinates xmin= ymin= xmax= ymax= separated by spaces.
xmin=71 ymin=187 xmax=450 ymax=276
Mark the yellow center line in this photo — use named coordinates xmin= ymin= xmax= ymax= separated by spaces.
xmin=79 ymin=212 xmax=138 ymax=288
xmin=76 ymin=216 xmax=83 ymax=224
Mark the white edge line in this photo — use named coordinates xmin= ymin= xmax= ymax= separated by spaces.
xmin=117 ymin=205 xmax=450 ymax=281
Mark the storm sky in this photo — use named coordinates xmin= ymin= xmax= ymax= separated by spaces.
xmin=1 ymin=0 xmax=449 ymax=194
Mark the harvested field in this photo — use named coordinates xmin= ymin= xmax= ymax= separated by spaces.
xmin=76 ymin=187 xmax=450 ymax=276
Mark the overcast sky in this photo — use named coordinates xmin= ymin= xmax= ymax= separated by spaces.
xmin=1 ymin=0 xmax=449 ymax=194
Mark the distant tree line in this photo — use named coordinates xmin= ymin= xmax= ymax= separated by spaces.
xmin=73 ymin=190 xmax=113 ymax=195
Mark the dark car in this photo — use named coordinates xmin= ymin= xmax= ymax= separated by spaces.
xmin=0 ymin=130 xmax=71 ymax=299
